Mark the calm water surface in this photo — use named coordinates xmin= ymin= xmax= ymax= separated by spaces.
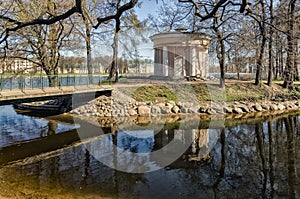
xmin=0 ymin=105 xmax=299 ymax=198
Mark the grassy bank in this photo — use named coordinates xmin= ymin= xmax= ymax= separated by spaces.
xmin=120 ymin=81 xmax=300 ymax=103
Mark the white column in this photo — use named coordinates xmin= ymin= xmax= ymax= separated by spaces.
xmin=199 ymin=51 xmax=205 ymax=77
xmin=154 ymin=48 xmax=160 ymax=76
xmin=183 ymin=47 xmax=187 ymax=76
xmin=203 ymin=49 xmax=209 ymax=77
xmin=191 ymin=46 xmax=197 ymax=76
xmin=163 ymin=46 xmax=168 ymax=76
xmin=245 ymin=62 xmax=249 ymax=73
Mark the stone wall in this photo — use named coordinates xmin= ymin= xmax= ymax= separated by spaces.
xmin=70 ymin=88 xmax=300 ymax=117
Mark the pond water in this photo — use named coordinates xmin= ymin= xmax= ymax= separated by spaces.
xmin=0 ymin=105 xmax=299 ymax=198
xmin=0 ymin=106 xmax=79 ymax=148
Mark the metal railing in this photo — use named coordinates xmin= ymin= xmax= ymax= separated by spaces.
xmin=0 ymin=74 xmax=109 ymax=91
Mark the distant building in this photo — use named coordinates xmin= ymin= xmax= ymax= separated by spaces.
xmin=150 ymin=31 xmax=211 ymax=78
xmin=0 ymin=58 xmax=35 ymax=73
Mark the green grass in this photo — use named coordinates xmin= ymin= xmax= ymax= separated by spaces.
xmin=190 ymin=84 xmax=211 ymax=101
xmin=225 ymin=83 xmax=265 ymax=102
xmin=132 ymin=85 xmax=177 ymax=102
xmin=99 ymin=79 xmax=113 ymax=85
xmin=118 ymin=77 xmax=128 ymax=82
xmin=262 ymin=79 xmax=300 ymax=85
xmin=288 ymin=91 xmax=300 ymax=99
xmin=128 ymin=82 xmax=300 ymax=104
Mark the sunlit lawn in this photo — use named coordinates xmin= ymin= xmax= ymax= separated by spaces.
xmin=262 ymin=80 xmax=300 ymax=85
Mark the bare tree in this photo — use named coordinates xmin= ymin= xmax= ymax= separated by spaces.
xmin=104 ymin=1 xmax=146 ymax=81
xmin=283 ymin=0 xmax=298 ymax=89
xmin=0 ymin=0 xmax=139 ymax=85
xmin=82 ymin=0 xmax=94 ymax=83
xmin=148 ymin=1 xmax=193 ymax=32
xmin=212 ymin=16 xmax=226 ymax=88
xmin=0 ymin=0 xmax=82 ymax=45
xmin=178 ymin=0 xmax=249 ymax=87
xmin=254 ymin=0 xmax=267 ymax=86
xmin=0 ymin=0 xmax=138 ymax=44
xmin=178 ymin=0 xmax=299 ymax=89
xmin=267 ymin=0 xmax=274 ymax=86
xmin=0 ymin=0 xmax=75 ymax=86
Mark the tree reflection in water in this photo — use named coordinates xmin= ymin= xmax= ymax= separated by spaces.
xmin=285 ymin=116 xmax=296 ymax=199
xmin=0 ymin=113 xmax=299 ymax=198
xmin=268 ymin=120 xmax=275 ymax=199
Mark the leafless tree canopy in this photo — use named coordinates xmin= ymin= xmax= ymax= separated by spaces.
xmin=0 ymin=0 xmax=138 ymax=46
xmin=179 ymin=0 xmax=252 ymax=21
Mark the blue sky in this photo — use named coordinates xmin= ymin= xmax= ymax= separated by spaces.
xmin=134 ymin=0 xmax=163 ymax=59
xmin=135 ymin=0 xmax=162 ymax=59
xmin=91 ymin=1 xmax=164 ymax=60
xmin=135 ymin=0 xmax=162 ymax=20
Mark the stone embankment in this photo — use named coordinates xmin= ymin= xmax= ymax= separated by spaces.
xmin=70 ymin=88 xmax=300 ymax=117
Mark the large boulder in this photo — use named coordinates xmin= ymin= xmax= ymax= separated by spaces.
xmin=151 ymin=105 xmax=161 ymax=115
xmin=269 ymin=104 xmax=278 ymax=111
xmin=223 ymin=106 xmax=233 ymax=114
xmin=284 ymin=102 xmax=293 ymax=109
xmin=171 ymin=105 xmax=180 ymax=114
xmin=277 ymin=103 xmax=285 ymax=110
xmin=233 ymin=107 xmax=244 ymax=114
xmin=253 ymin=104 xmax=263 ymax=112
xmin=167 ymin=101 xmax=176 ymax=107
xmin=261 ymin=104 xmax=270 ymax=110
xmin=199 ymin=106 xmax=208 ymax=113
xmin=128 ymin=108 xmax=138 ymax=116
xmin=180 ymin=107 xmax=189 ymax=114
xmin=138 ymin=105 xmax=151 ymax=116
xmin=160 ymin=106 xmax=172 ymax=114
xmin=206 ymin=108 xmax=217 ymax=115
xmin=188 ymin=106 xmax=199 ymax=114
xmin=238 ymin=104 xmax=250 ymax=113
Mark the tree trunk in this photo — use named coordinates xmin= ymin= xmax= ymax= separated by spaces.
xmin=279 ymin=46 xmax=284 ymax=78
xmin=294 ymin=39 xmax=299 ymax=81
xmin=283 ymin=0 xmax=296 ymax=89
xmin=82 ymin=0 xmax=93 ymax=84
xmin=255 ymin=0 xmax=267 ymax=86
xmin=108 ymin=30 xmax=119 ymax=81
xmin=219 ymin=41 xmax=226 ymax=88
xmin=274 ymin=39 xmax=279 ymax=80
xmin=123 ymin=59 xmax=128 ymax=73
xmin=267 ymin=34 xmax=273 ymax=86
xmin=46 ymin=69 xmax=59 ymax=87
xmin=255 ymin=36 xmax=266 ymax=86
xmin=84 ymin=17 xmax=93 ymax=84
xmin=267 ymin=0 xmax=274 ymax=86
xmin=213 ymin=17 xmax=226 ymax=88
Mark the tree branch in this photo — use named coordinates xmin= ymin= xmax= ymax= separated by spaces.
xmin=179 ymin=0 xmax=251 ymax=21
xmin=0 ymin=0 xmax=83 ymax=45
xmin=93 ymin=0 xmax=138 ymax=30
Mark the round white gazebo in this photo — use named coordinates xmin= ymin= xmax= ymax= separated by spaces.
xmin=150 ymin=31 xmax=211 ymax=79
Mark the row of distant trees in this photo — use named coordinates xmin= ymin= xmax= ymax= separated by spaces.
xmin=58 ymin=56 xmax=124 ymax=74
xmin=58 ymin=56 xmax=152 ymax=74
xmin=0 ymin=54 xmax=152 ymax=75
